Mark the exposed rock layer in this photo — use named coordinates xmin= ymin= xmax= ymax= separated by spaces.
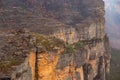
xmin=0 ymin=0 xmax=110 ymax=80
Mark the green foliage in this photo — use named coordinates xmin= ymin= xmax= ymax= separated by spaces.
xmin=9 ymin=58 xmax=23 ymax=66
xmin=109 ymin=48 xmax=120 ymax=80
xmin=32 ymin=33 xmax=64 ymax=51
xmin=0 ymin=62 xmax=12 ymax=74
xmin=62 ymin=41 xmax=85 ymax=54
xmin=63 ymin=43 xmax=74 ymax=54
xmin=74 ymin=41 xmax=84 ymax=49
xmin=0 ymin=57 xmax=23 ymax=74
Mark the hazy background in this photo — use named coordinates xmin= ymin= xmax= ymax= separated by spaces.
xmin=104 ymin=0 xmax=120 ymax=49
xmin=104 ymin=0 xmax=120 ymax=80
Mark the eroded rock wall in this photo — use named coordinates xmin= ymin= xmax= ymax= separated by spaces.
xmin=36 ymin=36 xmax=110 ymax=80
xmin=0 ymin=0 xmax=110 ymax=80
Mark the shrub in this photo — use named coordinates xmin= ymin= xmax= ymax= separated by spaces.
xmin=63 ymin=43 xmax=74 ymax=54
xmin=32 ymin=33 xmax=64 ymax=51
xmin=74 ymin=41 xmax=84 ymax=49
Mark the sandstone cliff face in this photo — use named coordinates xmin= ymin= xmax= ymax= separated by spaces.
xmin=0 ymin=0 xmax=110 ymax=80
xmin=35 ymin=31 xmax=110 ymax=80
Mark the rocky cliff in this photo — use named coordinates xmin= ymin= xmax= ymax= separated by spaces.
xmin=0 ymin=0 xmax=110 ymax=80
